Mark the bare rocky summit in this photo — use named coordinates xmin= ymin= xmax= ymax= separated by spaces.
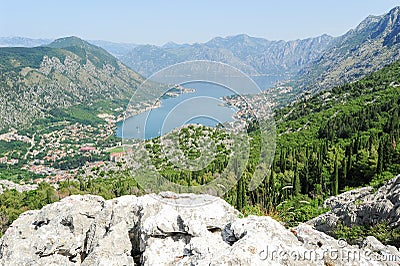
xmin=1 ymin=189 xmax=400 ymax=265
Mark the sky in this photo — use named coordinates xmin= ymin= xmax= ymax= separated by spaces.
xmin=1 ymin=0 xmax=399 ymax=45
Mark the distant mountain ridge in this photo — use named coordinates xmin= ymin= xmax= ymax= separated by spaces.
xmin=0 ymin=37 xmax=52 ymax=48
xmin=120 ymin=33 xmax=336 ymax=78
xmin=0 ymin=36 xmax=143 ymax=129
xmin=0 ymin=37 xmax=137 ymax=58
xmin=84 ymin=40 xmax=137 ymax=58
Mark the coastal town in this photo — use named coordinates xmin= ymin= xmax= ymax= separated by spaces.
xmin=0 ymin=113 xmax=128 ymax=185
xmin=222 ymin=91 xmax=277 ymax=131
xmin=0 ymin=85 xmax=195 ymax=186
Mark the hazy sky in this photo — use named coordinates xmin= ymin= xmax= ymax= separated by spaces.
xmin=1 ymin=0 xmax=399 ymax=45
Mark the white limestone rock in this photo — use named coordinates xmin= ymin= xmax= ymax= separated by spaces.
xmin=1 ymin=191 xmax=398 ymax=265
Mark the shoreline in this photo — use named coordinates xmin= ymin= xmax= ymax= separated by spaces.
xmin=116 ymin=85 xmax=196 ymax=123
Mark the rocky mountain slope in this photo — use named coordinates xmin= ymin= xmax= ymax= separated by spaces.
xmin=0 ymin=36 xmax=143 ymax=130
xmin=309 ymin=175 xmax=400 ymax=235
xmin=120 ymin=34 xmax=335 ymax=78
xmin=1 ymin=185 xmax=400 ymax=265
xmin=299 ymin=6 xmax=400 ymax=92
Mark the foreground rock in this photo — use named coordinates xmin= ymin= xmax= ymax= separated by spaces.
xmin=0 ymin=193 xmax=399 ymax=265
xmin=308 ymin=175 xmax=400 ymax=233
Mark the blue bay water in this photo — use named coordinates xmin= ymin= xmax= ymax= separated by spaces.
xmin=116 ymin=76 xmax=279 ymax=140
xmin=116 ymin=82 xmax=237 ymax=139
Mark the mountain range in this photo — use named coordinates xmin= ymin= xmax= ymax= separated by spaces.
xmin=2 ymin=7 xmax=400 ymax=94
xmin=120 ymin=33 xmax=336 ymax=79
xmin=120 ymin=6 xmax=400 ymax=93
xmin=1 ymin=6 xmax=400 ymax=129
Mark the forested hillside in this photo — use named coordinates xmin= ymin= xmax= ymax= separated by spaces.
xmin=258 ymin=58 xmax=400 ymax=224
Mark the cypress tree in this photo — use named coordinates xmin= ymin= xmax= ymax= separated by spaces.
xmin=332 ymin=155 xmax=339 ymax=195
xmin=292 ymin=162 xmax=300 ymax=196
xmin=377 ymin=139 xmax=384 ymax=174
xmin=342 ymin=158 xmax=347 ymax=180
xmin=236 ymin=178 xmax=243 ymax=211
xmin=346 ymin=145 xmax=352 ymax=178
